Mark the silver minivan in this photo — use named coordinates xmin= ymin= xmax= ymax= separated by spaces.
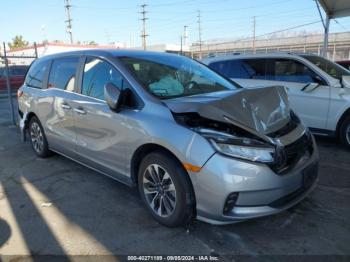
xmin=18 ymin=50 xmax=318 ymax=226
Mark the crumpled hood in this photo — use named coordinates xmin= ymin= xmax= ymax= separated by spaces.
xmin=164 ymin=86 xmax=291 ymax=135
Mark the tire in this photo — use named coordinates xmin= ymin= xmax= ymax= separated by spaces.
xmin=339 ymin=115 xmax=350 ymax=149
xmin=138 ymin=151 xmax=195 ymax=227
xmin=28 ymin=116 xmax=52 ymax=158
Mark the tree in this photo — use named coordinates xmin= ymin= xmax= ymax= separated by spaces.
xmin=89 ymin=41 xmax=98 ymax=46
xmin=8 ymin=35 xmax=29 ymax=49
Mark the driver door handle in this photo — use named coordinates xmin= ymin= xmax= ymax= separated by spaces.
xmin=74 ymin=107 xmax=87 ymax=115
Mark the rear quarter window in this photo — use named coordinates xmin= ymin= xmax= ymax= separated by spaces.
xmin=25 ymin=60 xmax=50 ymax=89
xmin=48 ymin=57 xmax=79 ymax=91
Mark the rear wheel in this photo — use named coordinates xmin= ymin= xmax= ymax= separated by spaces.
xmin=138 ymin=151 xmax=195 ymax=227
xmin=29 ymin=116 xmax=52 ymax=158
xmin=339 ymin=115 xmax=350 ymax=149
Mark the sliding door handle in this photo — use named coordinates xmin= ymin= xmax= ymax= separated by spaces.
xmin=74 ymin=107 xmax=87 ymax=115
xmin=61 ymin=103 xmax=71 ymax=110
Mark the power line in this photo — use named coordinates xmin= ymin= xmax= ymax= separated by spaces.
xmin=140 ymin=4 xmax=148 ymax=50
xmin=64 ymin=0 xmax=73 ymax=44
xmin=206 ymin=20 xmax=321 ymax=47
xmin=334 ymin=19 xmax=350 ymax=32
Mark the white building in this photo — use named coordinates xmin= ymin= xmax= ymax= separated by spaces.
xmin=3 ymin=42 xmax=190 ymax=65
xmin=3 ymin=42 xmax=121 ymax=65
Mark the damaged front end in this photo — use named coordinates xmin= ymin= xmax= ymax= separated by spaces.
xmin=167 ymin=86 xmax=313 ymax=174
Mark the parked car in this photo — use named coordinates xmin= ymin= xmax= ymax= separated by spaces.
xmin=0 ymin=65 xmax=28 ymax=92
xmin=18 ymin=50 xmax=318 ymax=226
xmin=337 ymin=60 xmax=350 ymax=71
xmin=203 ymin=53 xmax=350 ymax=148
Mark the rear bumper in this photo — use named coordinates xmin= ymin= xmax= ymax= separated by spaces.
xmin=18 ymin=111 xmax=27 ymax=142
xmin=191 ymin=137 xmax=319 ymax=225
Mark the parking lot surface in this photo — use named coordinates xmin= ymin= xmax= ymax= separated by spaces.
xmin=0 ymin=98 xmax=350 ymax=258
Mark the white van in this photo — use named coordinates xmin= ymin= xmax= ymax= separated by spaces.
xmin=203 ymin=53 xmax=350 ymax=148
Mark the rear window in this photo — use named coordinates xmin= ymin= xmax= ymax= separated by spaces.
xmin=209 ymin=59 xmax=266 ymax=79
xmin=25 ymin=60 xmax=50 ymax=89
xmin=48 ymin=57 xmax=79 ymax=91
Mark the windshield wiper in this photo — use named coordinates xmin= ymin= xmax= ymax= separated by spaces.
xmin=301 ymin=82 xmax=320 ymax=92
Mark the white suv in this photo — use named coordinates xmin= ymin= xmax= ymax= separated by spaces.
xmin=203 ymin=53 xmax=350 ymax=148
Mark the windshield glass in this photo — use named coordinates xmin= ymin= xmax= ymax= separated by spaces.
xmin=118 ymin=54 xmax=238 ymax=99
xmin=302 ymin=55 xmax=350 ymax=80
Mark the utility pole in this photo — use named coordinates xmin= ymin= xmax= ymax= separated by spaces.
xmin=140 ymin=4 xmax=148 ymax=50
xmin=180 ymin=35 xmax=183 ymax=55
xmin=183 ymin=25 xmax=188 ymax=47
xmin=197 ymin=10 xmax=202 ymax=58
xmin=65 ymin=0 xmax=73 ymax=44
xmin=252 ymin=16 xmax=256 ymax=53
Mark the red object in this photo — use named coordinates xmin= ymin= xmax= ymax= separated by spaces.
xmin=337 ymin=60 xmax=350 ymax=71
xmin=0 ymin=65 xmax=29 ymax=92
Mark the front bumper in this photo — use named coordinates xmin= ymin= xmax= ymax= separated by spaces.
xmin=190 ymin=137 xmax=319 ymax=225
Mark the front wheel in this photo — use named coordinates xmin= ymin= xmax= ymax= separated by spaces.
xmin=138 ymin=151 xmax=195 ymax=227
xmin=339 ymin=115 xmax=350 ymax=149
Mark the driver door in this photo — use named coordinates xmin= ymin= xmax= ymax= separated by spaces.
xmin=70 ymin=56 xmax=131 ymax=181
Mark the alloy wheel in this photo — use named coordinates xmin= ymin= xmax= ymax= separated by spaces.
xmin=346 ymin=123 xmax=350 ymax=145
xmin=142 ymin=164 xmax=177 ymax=217
xmin=30 ymin=122 xmax=44 ymax=154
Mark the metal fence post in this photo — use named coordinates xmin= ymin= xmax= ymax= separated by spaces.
xmin=34 ymin=42 xmax=38 ymax=58
xmin=3 ymin=42 xmax=16 ymax=126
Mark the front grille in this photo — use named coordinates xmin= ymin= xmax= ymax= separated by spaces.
xmin=271 ymin=132 xmax=313 ymax=174
xmin=267 ymin=120 xmax=298 ymax=138
xmin=284 ymin=132 xmax=313 ymax=167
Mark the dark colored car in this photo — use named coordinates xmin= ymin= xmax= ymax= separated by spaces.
xmin=0 ymin=65 xmax=29 ymax=92
xmin=337 ymin=60 xmax=350 ymax=71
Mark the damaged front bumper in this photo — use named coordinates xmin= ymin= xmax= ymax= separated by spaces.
xmin=190 ymin=135 xmax=319 ymax=225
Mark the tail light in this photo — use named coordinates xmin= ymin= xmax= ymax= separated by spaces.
xmin=17 ymin=89 xmax=23 ymax=98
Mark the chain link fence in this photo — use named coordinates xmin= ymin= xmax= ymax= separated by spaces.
xmin=0 ymin=43 xmax=38 ymax=125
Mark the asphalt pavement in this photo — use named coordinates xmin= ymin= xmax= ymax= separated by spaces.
xmin=0 ymin=97 xmax=349 ymax=260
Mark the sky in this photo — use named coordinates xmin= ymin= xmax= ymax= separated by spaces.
xmin=1 ymin=0 xmax=350 ymax=47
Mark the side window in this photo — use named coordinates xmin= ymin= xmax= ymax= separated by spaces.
xmin=25 ymin=60 xmax=50 ymax=89
xmin=210 ymin=60 xmax=244 ymax=78
xmin=82 ymin=57 xmax=124 ymax=100
xmin=48 ymin=57 xmax=79 ymax=91
xmin=241 ymin=59 xmax=266 ymax=79
xmin=209 ymin=59 xmax=266 ymax=79
xmin=269 ymin=59 xmax=316 ymax=83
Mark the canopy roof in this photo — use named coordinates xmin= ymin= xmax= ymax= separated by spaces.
xmin=318 ymin=0 xmax=350 ymax=18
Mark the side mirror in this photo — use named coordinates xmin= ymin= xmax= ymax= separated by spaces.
xmin=104 ymin=82 xmax=123 ymax=111
xmin=341 ymin=75 xmax=350 ymax=89
xmin=312 ymin=75 xmax=325 ymax=85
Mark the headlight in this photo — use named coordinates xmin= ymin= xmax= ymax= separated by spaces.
xmin=195 ymin=128 xmax=275 ymax=163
